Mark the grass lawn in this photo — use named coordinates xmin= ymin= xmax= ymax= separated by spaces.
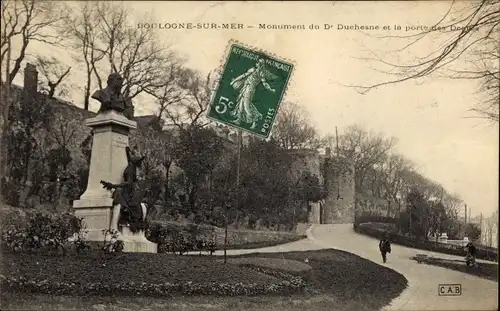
xmin=1 ymin=249 xmax=408 ymax=311
xmin=410 ymin=256 xmax=498 ymax=282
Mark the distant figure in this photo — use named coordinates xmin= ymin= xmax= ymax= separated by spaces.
xmin=465 ymin=241 xmax=477 ymax=267
xmin=379 ymin=233 xmax=392 ymax=263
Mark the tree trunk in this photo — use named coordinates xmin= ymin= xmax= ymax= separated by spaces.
xmin=0 ymin=83 xmax=12 ymax=203
xmin=48 ymin=85 xmax=56 ymax=98
xmin=0 ymin=128 xmax=7 ymax=203
xmin=84 ymin=61 xmax=92 ymax=110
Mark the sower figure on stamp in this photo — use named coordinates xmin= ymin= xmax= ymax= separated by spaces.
xmin=230 ymin=58 xmax=277 ymax=129
xmin=100 ymin=146 xmax=148 ymax=233
xmin=91 ymin=72 xmax=135 ymax=120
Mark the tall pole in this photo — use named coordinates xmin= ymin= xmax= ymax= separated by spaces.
xmin=468 ymin=207 xmax=471 ymax=223
xmin=409 ymin=207 xmax=412 ymax=237
xmin=335 ymin=126 xmax=339 ymax=157
xmin=224 ymin=130 xmax=242 ymax=264
xmin=465 ymin=204 xmax=467 ymax=225
xmin=480 ymin=212 xmax=483 ymax=244
xmin=335 ymin=126 xmax=340 ymax=199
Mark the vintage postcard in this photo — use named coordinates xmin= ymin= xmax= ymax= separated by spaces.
xmin=0 ymin=1 xmax=498 ymax=311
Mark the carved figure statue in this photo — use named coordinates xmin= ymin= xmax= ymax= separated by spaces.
xmin=92 ymin=73 xmax=134 ymax=120
xmin=100 ymin=147 xmax=148 ymax=233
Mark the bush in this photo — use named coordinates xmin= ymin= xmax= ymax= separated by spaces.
xmin=146 ymin=222 xmax=216 ymax=255
xmin=1 ymin=178 xmax=21 ymax=207
xmin=354 ymin=213 xmax=396 ymax=229
xmin=101 ymin=229 xmax=124 ymax=253
xmin=1 ymin=212 xmax=89 ymax=255
xmin=354 ymin=222 xmax=498 ymax=262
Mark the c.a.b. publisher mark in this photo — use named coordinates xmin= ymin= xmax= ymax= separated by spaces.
xmin=207 ymin=43 xmax=294 ymax=138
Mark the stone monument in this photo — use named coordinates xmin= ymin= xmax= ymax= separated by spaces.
xmin=72 ymin=73 xmax=157 ymax=253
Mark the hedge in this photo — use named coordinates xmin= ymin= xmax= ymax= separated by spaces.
xmin=146 ymin=222 xmax=217 ymax=255
xmin=355 ymin=222 xmax=498 ymax=262
xmin=354 ymin=214 xmax=396 ymax=229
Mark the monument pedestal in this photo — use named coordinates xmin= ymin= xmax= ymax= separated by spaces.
xmin=72 ymin=111 xmax=157 ymax=253
xmin=119 ymin=226 xmax=158 ymax=253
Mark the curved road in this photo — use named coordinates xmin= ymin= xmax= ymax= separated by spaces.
xmin=308 ymin=224 xmax=498 ymax=311
xmin=214 ymin=224 xmax=498 ymax=311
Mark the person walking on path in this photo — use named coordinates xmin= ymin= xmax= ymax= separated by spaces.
xmin=379 ymin=233 xmax=391 ymax=263
xmin=465 ymin=241 xmax=477 ymax=267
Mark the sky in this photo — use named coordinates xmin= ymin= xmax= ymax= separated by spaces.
xmin=10 ymin=1 xmax=499 ymax=217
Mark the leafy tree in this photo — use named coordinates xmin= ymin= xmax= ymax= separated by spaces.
xmin=465 ymin=223 xmax=482 ymax=241
xmin=427 ymin=201 xmax=448 ymax=239
xmin=239 ymin=139 xmax=294 ymax=230
xmin=1 ymin=1 xmax=67 ymax=200
xmin=133 ymin=117 xmax=176 ymax=206
xmin=406 ymin=190 xmax=432 ymax=240
xmin=5 ymin=92 xmax=52 ymax=204
xmin=172 ymin=126 xmax=224 ymax=212
xmin=292 ymin=171 xmax=326 ymax=225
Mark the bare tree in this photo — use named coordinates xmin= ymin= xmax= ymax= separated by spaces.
xmin=355 ymin=0 xmax=500 ymax=122
xmin=337 ymin=125 xmax=397 ymax=192
xmin=64 ymin=2 xmax=176 ymax=110
xmin=149 ymin=67 xmax=215 ymax=130
xmin=484 ymin=210 xmax=498 ymax=246
xmin=1 ymin=0 xmax=67 ymax=85
xmin=379 ymin=154 xmax=415 ymax=200
xmin=63 ymin=2 xmax=106 ymax=110
xmin=440 ymin=192 xmax=463 ymax=218
xmin=272 ymin=102 xmax=320 ymax=150
xmin=50 ymin=113 xmax=77 ymax=151
xmin=93 ymin=2 xmax=175 ymax=99
xmin=0 ymin=0 xmax=66 ymax=202
xmin=144 ymin=64 xmax=187 ymax=122
xmin=34 ymin=56 xmax=71 ymax=98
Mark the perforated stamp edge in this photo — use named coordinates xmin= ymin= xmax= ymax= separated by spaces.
xmin=207 ymin=39 xmax=297 ymax=139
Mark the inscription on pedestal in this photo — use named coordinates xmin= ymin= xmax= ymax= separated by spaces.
xmin=79 ymin=214 xmax=109 ymax=229
xmin=112 ymin=135 xmax=128 ymax=148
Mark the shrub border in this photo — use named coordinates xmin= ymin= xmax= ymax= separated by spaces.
xmin=354 ymin=222 xmax=498 ymax=262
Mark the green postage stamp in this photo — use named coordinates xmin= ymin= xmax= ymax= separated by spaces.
xmin=207 ymin=41 xmax=294 ymax=138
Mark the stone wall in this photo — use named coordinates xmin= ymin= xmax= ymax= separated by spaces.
xmin=288 ymin=149 xmax=323 ymax=183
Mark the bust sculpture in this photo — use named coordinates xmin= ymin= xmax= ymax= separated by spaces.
xmin=92 ymin=73 xmax=134 ymax=120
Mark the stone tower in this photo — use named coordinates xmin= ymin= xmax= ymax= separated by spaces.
xmin=321 ymin=148 xmax=355 ymax=224
xmin=288 ymin=149 xmax=323 ymax=224
xmin=287 ymin=148 xmax=356 ymax=224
